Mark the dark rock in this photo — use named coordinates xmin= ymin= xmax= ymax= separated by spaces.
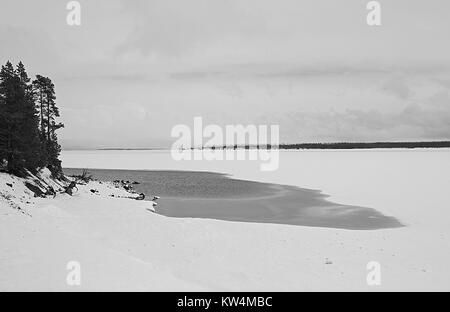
xmin=24 ymin=182 xmax=46 ymax=198
xmin=135 ymin=193 xmax=145 ymax=200
xmin=45 ymin=186 xmax=56 ymax=197
xmin=64 ymin=181 xmax=78 ymax=196
xmin=6 ymin=183 xmax=13 ymax=188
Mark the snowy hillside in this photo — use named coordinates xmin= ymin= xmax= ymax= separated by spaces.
xmin=0 ymin=169 xmax=154 ymax=216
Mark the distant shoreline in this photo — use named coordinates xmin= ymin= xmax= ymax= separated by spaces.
xmin=275 ymin=141 xmax=450 ymax=150
xmin=89 ymin=141 xmax=450 ymax=151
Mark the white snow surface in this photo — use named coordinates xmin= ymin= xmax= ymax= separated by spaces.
xmin=1 ymin=149 xmax=450 ymax=291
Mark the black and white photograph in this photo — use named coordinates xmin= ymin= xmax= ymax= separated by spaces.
xmin=1 ymin=0 xmax=450 ymax=295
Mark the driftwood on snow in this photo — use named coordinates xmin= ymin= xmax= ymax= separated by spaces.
xmin=64 ymin=181 xmax=78 ymax=196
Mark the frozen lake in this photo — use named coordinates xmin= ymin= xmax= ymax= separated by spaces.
xmin=61 ymin=148 xmax=450 ymax=222
xmin=63 ymin=168 xmax=403 ymax=230
xmin=58 ymin=149 xmax=450 ymax=290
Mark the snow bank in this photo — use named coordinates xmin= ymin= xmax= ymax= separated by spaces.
xmin=0 ymin=170 xmax=163 ymax=291
xmin=56 ymin=149 xmax=450 ymax=291
xmin=0 ymin=169 xmax=155 ymax=216
xmin=2 ymin=149 xmax=450 ymax=291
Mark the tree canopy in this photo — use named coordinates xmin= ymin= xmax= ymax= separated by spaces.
xmin=0 ymin=61 xmax=64 ymax=177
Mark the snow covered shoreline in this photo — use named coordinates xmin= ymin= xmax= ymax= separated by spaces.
xmin=2 ymin=149 xmax=450 ymax=291
xmin=1 ymin=171 xmax=379 ymax=291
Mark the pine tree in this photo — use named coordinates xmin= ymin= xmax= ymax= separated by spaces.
xmin=0 ymin=61 xmax=42 ymax=174
xmin=0 ymin=69 xmax=7 ymax=169
xmin=32 ymin=75 xmax=64 ymax=176
xmin=0 ymin=61 xmax=64 ymax=176
xmin=32 ymin=75 xmax=48 ymax=142
xmin=15 ymin=62 xmax=44 ymax=171
xmin=0 ymin=61 xmax=21 ymax=173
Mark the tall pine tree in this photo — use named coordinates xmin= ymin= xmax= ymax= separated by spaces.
xmin=0 ymin=61 xmax=63 ymax=176
xmin=0 ymin=61 xmax=42 ymax=174
xmin=32 ymin=75 xmax=64 ymax=176
xmin=16 ymin=62 xmax=44 ymax=171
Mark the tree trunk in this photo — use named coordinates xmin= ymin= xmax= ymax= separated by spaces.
xmin=47 ymin=99 xmax=50 ymax=143
xmin=6 ymin=125 xmax=12 ymax=171
xmin=40 ymin=92 xmax=45 ymax=138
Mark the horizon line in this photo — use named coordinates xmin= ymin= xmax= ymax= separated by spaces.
xmin=62 ymin=140 xmax=450 ymax=151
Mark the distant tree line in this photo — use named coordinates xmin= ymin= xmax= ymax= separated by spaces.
xmin=199 ymin=141 xmax=450 ymax=150
xmin=0 ymin=61 xmax=64 ymax=177
xmin=277 ymin=141 xmax=450 ymax=149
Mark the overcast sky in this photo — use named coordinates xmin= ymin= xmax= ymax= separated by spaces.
xmin=1 ymin=0 xmax=450 ymax=148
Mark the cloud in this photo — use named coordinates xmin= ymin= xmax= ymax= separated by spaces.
xmin=115 ymin=0 xmax=269 ymax=58
xmin=267 ymin=97 xmax=450 ymax=143
xmin=380 ymin=76 xmax=413 ymax=100
xmin=0 ymin=25 xmax=59 ymax=73
xmin=2 ymin=0 xmax=450 ymax=148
